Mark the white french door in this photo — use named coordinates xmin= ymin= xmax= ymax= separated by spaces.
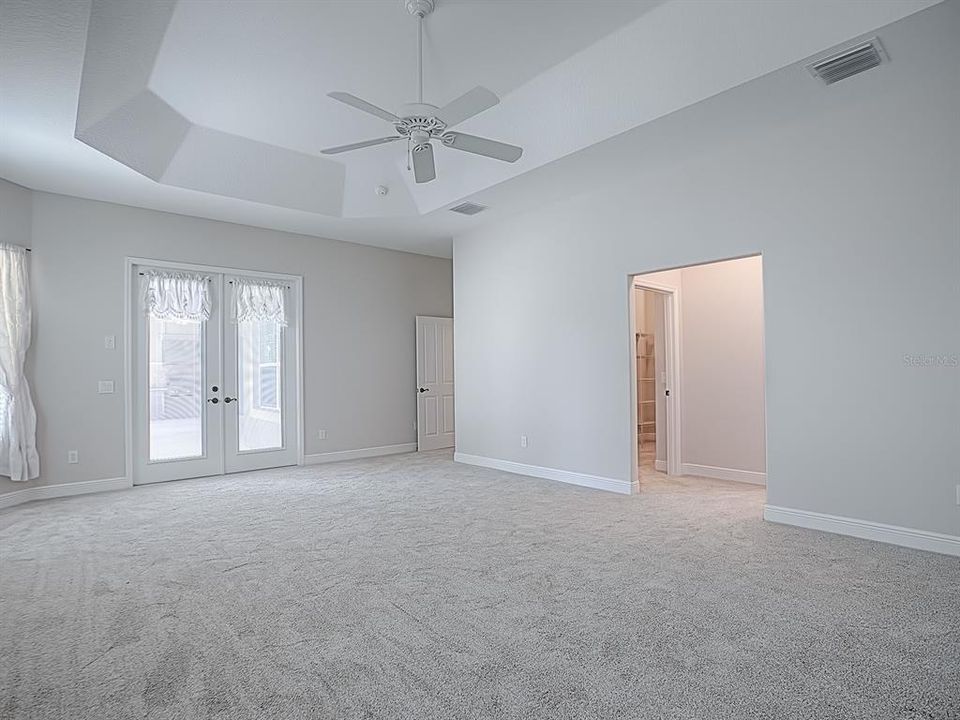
xmin=133 ymin=271 xmax=223 ymax=484
xmin=222 ymin=274 xmax=298 ymax=474
xmin=132 ymin=262 xmax=300 ymax=485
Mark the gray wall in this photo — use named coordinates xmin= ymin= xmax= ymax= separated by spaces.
xmin=679 ymin=257 xmax=766 ymax=476
xmin=0 ymin=184 xmax=452 ymax=495
xmin=453 ymin=3 xmax=959 ymax=535
xmin=0 ymin=179 xmax=32 ymax=248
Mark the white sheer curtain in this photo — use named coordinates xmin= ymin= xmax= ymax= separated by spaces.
xmin=232 ymin=278 xmax=288 ymax=326
xmin=0 ymin=244 xmax=39 ymax=481
xmin=142 ymin=270 xmax=212 ymax=321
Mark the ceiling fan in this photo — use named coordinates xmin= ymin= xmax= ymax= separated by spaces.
xmin=321 ymin=0 xmax=523 ymax=184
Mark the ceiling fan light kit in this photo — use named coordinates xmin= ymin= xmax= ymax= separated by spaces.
xmin=321 ymin=0 xmax=523 ymax=184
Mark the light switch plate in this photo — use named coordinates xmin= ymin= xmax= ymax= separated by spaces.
xmin=98 ymin=380 xmax=114 ymax=394
xmin=104 ymin=335 xmax=116 ymax=349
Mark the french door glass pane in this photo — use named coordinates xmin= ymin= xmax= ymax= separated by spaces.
xmin=148 ymin=316 xmax=203 ymax=461
xmin=238 ymin=319 xmax=283 ymax=451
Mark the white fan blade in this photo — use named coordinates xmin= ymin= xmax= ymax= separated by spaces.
xmin=442 ymin=132 xmax=522 ymax=163
xmin=435 ymin=86 xmax=499 ymax=128
xmin=320 ymin=137 xmax=401 ymax=155
xmin=327 ymin=92 xmax=399 ymax=122
xmin=412 ymin=142 xmax=436 ymax=183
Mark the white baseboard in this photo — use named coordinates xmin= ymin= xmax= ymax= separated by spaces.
xmin=654 ymin=459 xmax=667 ymax=472
xmin=681 ymin=463 xmax=766 ymax=486
xmin=302 ymin=443 xmax=417 ymax=466
xmin=0 ymin=476 xmax=131 ymax=512
xmin=764 ymin=504 xmax=960 ymax=557
xmin=454 ymin=452 xmax=631 ymax=495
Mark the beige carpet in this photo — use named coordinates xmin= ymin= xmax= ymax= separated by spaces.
xmin=1 ymin=450 xmax=957 ymax=719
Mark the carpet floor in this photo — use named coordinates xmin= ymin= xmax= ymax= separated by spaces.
xmin=1 ymin=451 xmax=957 ymax=719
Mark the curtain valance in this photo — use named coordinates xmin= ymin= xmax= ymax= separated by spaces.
xmin=233 ymin=278 xmax=288 ymax=327
xmin=142 ymin=271 xmax=212 ymax=321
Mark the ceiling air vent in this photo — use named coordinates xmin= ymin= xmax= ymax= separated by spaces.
xmin=449 ymin=202 xmax=488 ymax=216
xmin=808 ymin=38 xmax=886 ymax=85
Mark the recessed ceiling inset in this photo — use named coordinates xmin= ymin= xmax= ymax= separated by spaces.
xmin=74 ymin=0 xmax=345 ymax=217
xmin=321 ymin=0 xmax=523 ymax=184
xmin=49 ymin=0 xmax=936 ymax=233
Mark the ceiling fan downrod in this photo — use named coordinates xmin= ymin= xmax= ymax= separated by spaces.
xmin=405 ymin=0 xmax=435 ymax=104
xmin=418 ymin=15 xmax=423 ymax=103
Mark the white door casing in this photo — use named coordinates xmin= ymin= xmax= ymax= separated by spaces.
xmin=416 ymin=316 xmax=454 ymax=451
xmin=131 ymin=260 xmax=301 ymax=485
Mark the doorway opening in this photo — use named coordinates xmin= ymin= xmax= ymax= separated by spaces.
xmin=630 ymin=255 xmax=767 ymax=495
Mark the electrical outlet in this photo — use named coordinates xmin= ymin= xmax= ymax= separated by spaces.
xmin=98 ymin=380 xmax=114 ymax=394
xmin=317 ymin=429 xmax=327 ymax=440
xmin=67 ymin=450 xmax=79 ymax=464
xmin=104 ymin=335 xmax=116 ymax=350
xmin=520 ymin=435 xmax=528 ymax=448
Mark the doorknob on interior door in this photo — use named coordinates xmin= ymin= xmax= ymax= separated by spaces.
xmin=207 ymin=397 xmax=219 ymax=404
xmin=224 ymin=397 xmax=237 ymax=403
xmin=418 ymin=387 xmax=429 ymax=393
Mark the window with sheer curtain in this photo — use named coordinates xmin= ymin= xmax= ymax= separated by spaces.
xmin=0 ymin=243 xmax=39 ymax=481
xmin=141 ymin=270 xmax=211 ymax=461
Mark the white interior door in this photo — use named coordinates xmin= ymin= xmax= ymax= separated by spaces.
xmin=134 ymin=267 xmax=223 ymax=485
xmin=653 ymin=292 xmax=667 ymax=470
xmin=132 ymin=262 xmax=300 ymax=485
xmin=416 ymin=316 xmax=454 ymax=451
xmin=661 ymin=291 xmax=682 ymax=476
xmin=222 ymin=275 xmax=298 ymax=473
xmin=632 ymin=281 xmax=682 ymax=482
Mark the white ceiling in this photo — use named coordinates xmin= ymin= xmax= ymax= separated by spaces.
xmin=0 ymin=0 xmax=943 ymax=257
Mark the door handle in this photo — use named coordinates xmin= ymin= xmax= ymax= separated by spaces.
xmin=418 ymin=387 xmax=429 ymax=393
xmin=207 ymin=397 xmax=219 ymax=404
xmin=224 ymin=397 xmax=237 ymax=403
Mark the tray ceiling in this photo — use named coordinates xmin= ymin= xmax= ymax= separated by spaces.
xmin=0 ymin=0 xmax=943 ymax=256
